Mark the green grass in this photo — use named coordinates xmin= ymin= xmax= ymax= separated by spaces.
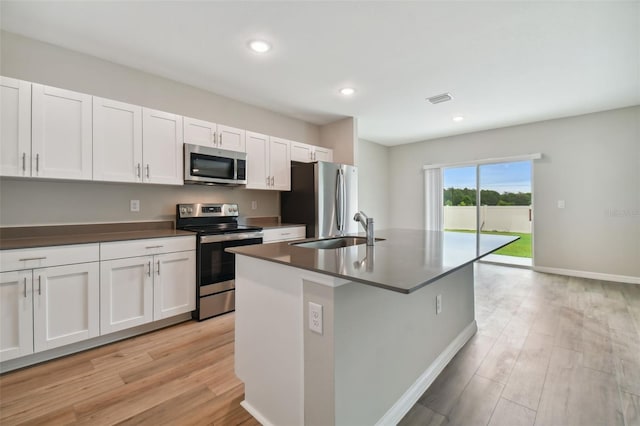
xmin=445 ymin=229 xmax=532 ymax=258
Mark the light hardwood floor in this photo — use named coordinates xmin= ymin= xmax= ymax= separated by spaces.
xmin=1 ymin=264 xmax=638 ymax=425
xmin=400 ymin=263 xmax=640 ymax=426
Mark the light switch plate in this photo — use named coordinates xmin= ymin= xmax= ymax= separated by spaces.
xmin=557 ymin=200 xmax=565 ymax=209
xmin=308 ymin=302 xmax=323 ymax=335
xmin=130 ymin=200 xmax=140 ymax=212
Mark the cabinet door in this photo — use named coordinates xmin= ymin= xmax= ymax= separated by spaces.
xmin=314 ymin=146 xmax=333 ymax=162
xmin=153 ymin=251 xmax=195 ymax=320
xmin=31 ymin=84 xmax=93 ymax=180
xmin=93 ymin=97 xmax=143 ymax=183
xmin=218 ymin=124 xmax=246 ymax=153
xmin=142 ymin=108 xmax=183 ymax=185
xmin=0 ymin=77 xmax=32 ymax=177
xmin=183 ymin=116 xmax=216 ymax=147
xmin=33 ymin=263 xmax=99 ymax=352
xmin=290 ymin=141 xmax=313 ymax=163
xmin=269 ymin=137 xmax=291 ymax=191
xmin=0 ymin=270 xmax=34 ymax=362
xmin=245 ymin=131 xmax=269 ymax=190
xmin=100 ymin=256 xmax=153 ymax=334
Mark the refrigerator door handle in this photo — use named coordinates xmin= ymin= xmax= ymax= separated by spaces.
xmin=335 ymin=169 xmax=343 ymax=232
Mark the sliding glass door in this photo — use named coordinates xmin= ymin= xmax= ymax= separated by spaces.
xmin=442 ymin=161 xmax=532 ymax=265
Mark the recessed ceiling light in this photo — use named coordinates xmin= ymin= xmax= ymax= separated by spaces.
xmin=453 ymin=116 xmax=464 ymax=122
xmin=340 ymin=87 xmax=356 ymax=96
xmin=248 ymin=40 xmax=271 ymax=53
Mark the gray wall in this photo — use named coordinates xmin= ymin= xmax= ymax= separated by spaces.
xmin=0 ymin=31 xmax=322 ymax=226
xmin=357 ymin=138 xmax=390 ymax=230
xmin=389 ymin=106 xmax=640 ymax=278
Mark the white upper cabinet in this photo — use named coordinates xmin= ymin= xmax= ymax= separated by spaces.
xmin=31 ymin=84 xmax=93 ymax=180
xmin=183 ymin=116 xmax=245 ymax=153
xmin=246 ymin=132 xmax=291 ymax=191
xmin=314 ymin=146 xmax=333 ymax=162
xmin=217 ymin=124 xmax=246 ymax=152
xmin=0 ymin=77 xmax=32 ymax=177
xmin=269 ymin=137 xmax=291 ymax=191
xmin=93 ymin=97 xmax=143 ymax=183
xmin=290 ymin=141 xmax=313 ymax=163
xmin=290 ymin=140 xmax=333 ymax=163
xmin=183 ymin=116 xmax=216 ymax=147
xmin=246 ymin=131 xmax=270 ymax=190
xmin=142 ymin=108 xmax=183 ymax=185
xmin=246 ymin=133 xmax=291 ymax=191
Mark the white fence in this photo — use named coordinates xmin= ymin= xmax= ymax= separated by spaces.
xmin=444 ymin=206 xmax=532 ymax=233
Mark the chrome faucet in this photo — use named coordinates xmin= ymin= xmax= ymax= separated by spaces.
xmin=353 ymin=210 xmax=375 ymax=246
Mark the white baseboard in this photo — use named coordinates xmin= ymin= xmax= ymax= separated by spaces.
xmin=375 ymin=321 xmax=478 ymax=426
xmin=533 ymin=266 xmax=640 ymax=285
xmin=240 ymin=400 xmax=275 ymax=426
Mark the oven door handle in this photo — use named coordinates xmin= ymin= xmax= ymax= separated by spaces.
xmin=200 ymin=232 xmax=264 ymax=244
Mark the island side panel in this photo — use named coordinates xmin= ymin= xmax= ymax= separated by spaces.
xmin=234 ymin=255 xmax=305 ymax=426
xmin=333 ymin=264 xmax=476 ymax=425
xmin=303 ymin=279 xmax=336 ymax=426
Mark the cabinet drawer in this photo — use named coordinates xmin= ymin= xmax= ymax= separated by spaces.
xmin=262 ymin=226 xmax=306 ymax=244
xmin=100 ymin=236 xmax=196 ymax=261
xmin=0 ymin=244 xmax=99 ymax=273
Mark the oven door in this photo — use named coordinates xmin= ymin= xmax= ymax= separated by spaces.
xmin=198 ymin=234 xmax=263 ymax=295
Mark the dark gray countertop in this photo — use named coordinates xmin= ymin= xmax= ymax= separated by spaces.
xmin=228 ymin=229 xmax=519 ymax=294
xmin=0 ymin=221 xmax=195 ymax=250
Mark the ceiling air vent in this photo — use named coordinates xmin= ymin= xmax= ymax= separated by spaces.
xmin=426 ymin=93 xmax=453 ymax=104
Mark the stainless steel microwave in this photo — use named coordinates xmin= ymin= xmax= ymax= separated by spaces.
xmin=184 ymin=143 xmax=247 ymax=186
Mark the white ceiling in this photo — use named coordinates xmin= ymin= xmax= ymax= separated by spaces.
xmin=1 ymin=1 xmax=638 ymax=146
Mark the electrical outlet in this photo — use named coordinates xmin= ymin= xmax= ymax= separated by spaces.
xmin=436 ymin=294 xmax=442 ymax=315
xmin=251 ymin=200 xmax=258 ymax=210
xmin=130 ymin=200 xmax=140 ymax=212
xmin=557 ymin=200 xmax=565 ymax=209
xmin=308 ymin=302 xmax=323 ymax=334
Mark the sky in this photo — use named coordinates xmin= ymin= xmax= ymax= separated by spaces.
xmin=443 ymin=161 xmax=531 ymax=193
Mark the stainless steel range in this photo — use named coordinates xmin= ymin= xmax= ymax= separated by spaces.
xmin=176 ymin=203 xmax=263 ymax=320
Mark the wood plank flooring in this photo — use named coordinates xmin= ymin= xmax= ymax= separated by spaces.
xmin=0 ymin=313 xmax=259 ymax=426
xmin=1 ymin=264 xmax=638 ymax=425
xmin=401 ymin=264 xmax=640 ymax=426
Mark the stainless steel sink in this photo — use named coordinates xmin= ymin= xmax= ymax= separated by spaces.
xmin=291 ymin=236 xmax=385 ymax=249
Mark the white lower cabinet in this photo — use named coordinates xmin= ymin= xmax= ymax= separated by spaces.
xmin=0 ymin=244 xmax=100 ymax=362
xmin=154 ymin=250 xmax=196 ymax=320
xmin=33 ymin=263 xmax=100 ymax=352
xmin=0 ymin=270 xmax=34 ymax=362
xmin=100 ymin=256 xmax=153 ymax=334
xmin=99 ymin=236 xmax=196 ymax=335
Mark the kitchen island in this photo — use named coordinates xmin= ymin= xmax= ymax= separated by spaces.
xmin=229 ymin=229 xmax=517 ymax=426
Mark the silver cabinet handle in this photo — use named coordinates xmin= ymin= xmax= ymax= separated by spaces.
xmin=24 ymin=277 xmax=27 ymax=298
xmin=145 ymin=245 xmax=164 ymax=249
xmin=146 ymin=164 xmax=150 ymax=178
xmin=266 ymin=176 xmax=270 ymax=186
xmin=18 ymin=256 xmax=47 ymax=262
xmin=137 ymin=163 xmax=141 ymax=178
xmin=219 ymin=134 xmax=223 ymax=146
xmin=147 ymin=261 xmax=151 ymax=277
xmin=156 ymin=260 xmax=160 ymax=276
xmin=38 ymin=275 xmax=42 ymax=295
xmin=36 ymin=153 xmax=40 ymax=172
xmin=213 ymin=132 xmax=218 ymax=146
xmin=22 ymin=153 xmax=26 ymax=172
xmin=271 ymin=176 xmax=275 ymax=186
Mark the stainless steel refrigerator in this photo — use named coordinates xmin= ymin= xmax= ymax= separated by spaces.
xmin=281 ymin=161 xmax=358 ymax=238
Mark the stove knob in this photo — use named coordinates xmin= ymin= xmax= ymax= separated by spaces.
xmin=187 ymin=208 xmax=193 ymax=213
xmin=180 ymin=208 xmax=186 ymax=214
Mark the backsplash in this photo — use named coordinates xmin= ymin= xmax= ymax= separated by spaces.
xmin=0 ymin=178 xmax=279 ymax=227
